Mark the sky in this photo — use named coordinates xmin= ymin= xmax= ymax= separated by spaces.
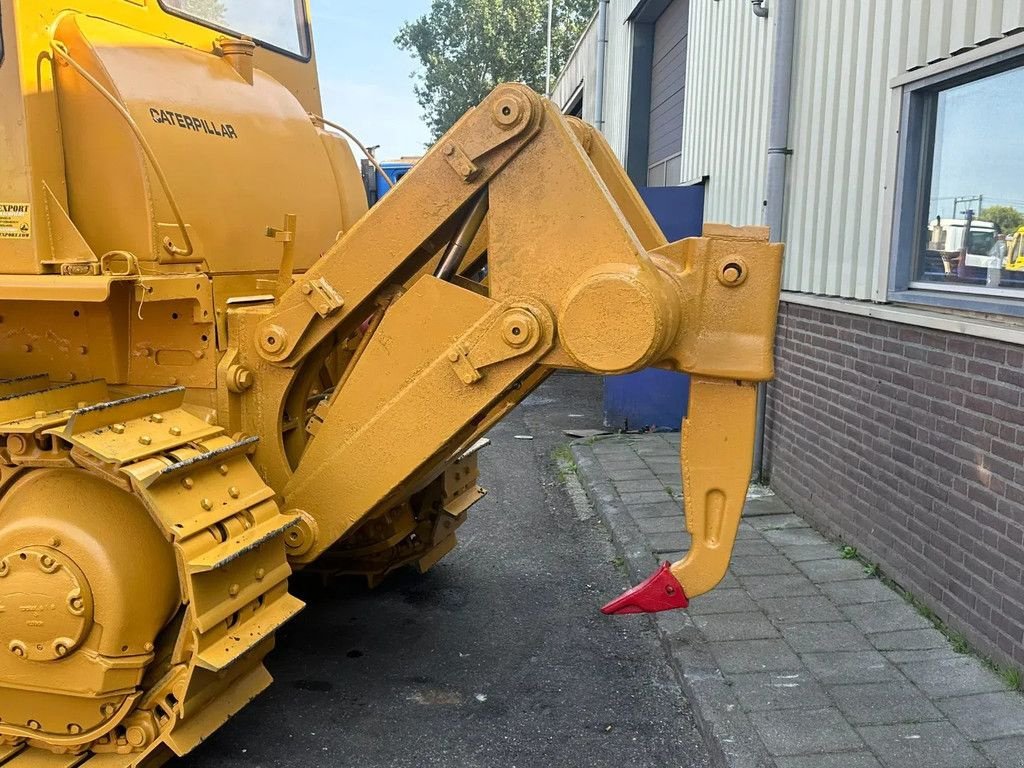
xmin=928 ymin=65 xmax=1024 ymax=220
xmin=310 ymin=1 xmax=434 ymax=160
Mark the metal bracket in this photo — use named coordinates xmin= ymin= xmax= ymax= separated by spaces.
xmin=447 ymin=305 xmax=545 ymax=385
xmin=442 ymin=143 xmax=480 ymax=182
xmin=301 ymin=277 xmax=344 ymax=318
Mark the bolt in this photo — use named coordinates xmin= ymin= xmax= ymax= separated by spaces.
xmin=139 ymin=435 xmax=152 ymax=446
xmin=50 ymin=537 xmax=61 ymax=547
xmin=39 ymin=554 xmax=55 ymax=570
xmin=0 ymin=561 xmax=7 ymax=578
xmin=229 ymin=583 xmax=240 ymax=597
xmin=111 ymin=423 xmax=126 ymax=434
xmin=144 ymin=642 xmax=154 ymax=653
xmin=448 ymin=351 xmax=460 ymax=363
xmin=100 ymin=703 xmax=117 ymax=718
xmin=255 ymin=568 xmax=266 ymax=581
xmin=9 ymin=642 xmax=25 ymax=658
xmin=201 ymin=498 xmax=213 ymax=511
xmin=181 ymin=477 xmax=194 ymax=490
xmin=27 ymin=720 xmax=40 ymax=731
xmin=78 ymin=345 xmax=88 ymax=355
xmin=219 ymin=464 xmax=230 ymax=476
xmin=125 ymin=726 xmax=148 ymax=748
xmin=301 ymin=283 xmax=313 ymax=295
xmin=151 ymin=413 xmax=164 ymax=423
xmin=444 ymin=145 xmax=455 ymax=157
xmin=195 ymin=350 xmax=205 ymax=360
xmin=68 ymin=723 xmax=82 ymax=735
xmin=69 ymin=596 xmax=85 ymax=613
xmin=34 ymin=410 xmax=46 ymax=419
xmin=228 ymin=486 xmax=240 ymax=499
xmin=169 ymin=426 xmax=182 ymax=437
xmin=22 ymin=344 xmax=32 ymax=353
xmin=54 ymin=642 xmax=69 ymax=657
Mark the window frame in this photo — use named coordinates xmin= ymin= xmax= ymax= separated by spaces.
xmin=157 ymin=0 xmax=312 ymax=63
xmin=888 ymin=45 xmax=1024 ymax=318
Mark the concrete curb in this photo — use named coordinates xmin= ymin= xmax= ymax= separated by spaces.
xmin=572 ymin=441 xmax=775 ymax=768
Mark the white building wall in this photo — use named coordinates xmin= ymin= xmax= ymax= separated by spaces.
xmin=681 ymin=0 xmax=1024 ymax=301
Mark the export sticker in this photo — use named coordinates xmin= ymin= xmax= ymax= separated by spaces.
xmin=0 ymin=203 xmax=30 ymax=239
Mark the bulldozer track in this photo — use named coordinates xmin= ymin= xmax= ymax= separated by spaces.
xmin=0 ymin=379 xmax=303 ymax=766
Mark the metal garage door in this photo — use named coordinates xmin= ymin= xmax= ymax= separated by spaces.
xmin=647 ymin=0 xmax=688 ymax=186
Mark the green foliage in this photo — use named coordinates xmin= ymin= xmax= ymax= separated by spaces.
xmin=396 ymin=0 xmax=596 ymax=139
xmin=979 ymin=205 xmax=1024 ymax=234
xmin=1001 ymin=665 xmax=1022 ymax=691
xmin=840 ymin=545 xmax=858 ymax=560
xmin=863 ymin=562 xmax=879 ymax=577
xmin=949 ymin=632 xmax=970 ymax=654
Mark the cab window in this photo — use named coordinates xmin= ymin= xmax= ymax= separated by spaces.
xmin=161 ymin=0 xmax=309 ymax=59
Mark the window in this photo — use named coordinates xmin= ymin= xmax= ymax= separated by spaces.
xmin=892 ymin=52 xmax=1024 ymax=313
xmin=161 ymin=0 xmax=309 ymax=59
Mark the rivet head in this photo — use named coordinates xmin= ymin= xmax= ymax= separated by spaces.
xmin=138 ymin=435 xmax=152 ymax=446
xmin=228 ymin=486 xmax=240 ymax=499
xmin=200 ymin=498 xmax=213 ymax=511
xmin=111 ymin=423 xmax=126 ymax=434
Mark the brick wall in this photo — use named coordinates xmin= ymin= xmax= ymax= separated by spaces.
xmin=765 ymin=301 xmax=1024 ymax=667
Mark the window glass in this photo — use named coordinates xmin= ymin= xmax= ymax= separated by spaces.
xmin=162 ymin=0 xmax=308 ymax=57
xmin=916 ymin=65 xmax=1024 ymax=294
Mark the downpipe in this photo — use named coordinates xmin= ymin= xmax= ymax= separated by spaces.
xmin=752 ymin=0 xmax=796 ymax=482
xmin=594 ymin=0 xmax=610 ymax=131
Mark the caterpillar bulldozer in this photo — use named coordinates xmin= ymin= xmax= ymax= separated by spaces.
xmin=0 ymin=0 xmax=783 ymax=764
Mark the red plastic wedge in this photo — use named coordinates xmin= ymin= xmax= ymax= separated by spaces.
xmin=600 ymin=561 xmax=689 ymax=614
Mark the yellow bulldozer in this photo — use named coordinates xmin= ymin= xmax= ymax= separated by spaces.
xmin=0 ymin=0 xmax=783 ymax=764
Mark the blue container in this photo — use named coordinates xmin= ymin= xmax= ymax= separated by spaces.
xmin=603 ymin=184 xmax=705 ymax=430
xmin=376 ymin=161 xmax=416 ymax=200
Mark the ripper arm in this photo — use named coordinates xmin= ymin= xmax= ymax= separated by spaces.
xmin=254 ymin=84 xmax=783 ymax=609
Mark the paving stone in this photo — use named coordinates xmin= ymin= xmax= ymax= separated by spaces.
xmin=774 ymin=754 xmax=883 ymax=768
xmin=882 ymin=647 xmax=961 ymax=664
xmin=978 ymin=735 xmax=1024 ymax=768
xmin=613 ymin=478 xmax=666 ymax=493
xmin=736 ymin=523 xmax=766 ymax=540
xmin=599 ymin=461 xmax=649 ymax=476
xmin=646 ymin=531 xmax=690 ymax=554
xmin=818 ymin=579 xmax=902 ymax=605
xmin=729 ymin=555 xmax=799 ymax=577
xmin=629 ymin=501 xmax=684 ymax=519
xmin=868 ymin=629 xmax=948 ymax=652
xmin=801 ymin=651 xmax=901 ymax=685
xmin=898 ymin=655 xmax=1007 ymax=699
xmin=829 ymin=681 xmax=943 ymax=726
xmin=711 ymin=638 xmax=803 ymax=674
xmin=747 ymin=513 xmax=812 ymax=531
xmin=727 ymin=669 xmax=831 ymax=712
xmin=858 ymin=722 xmax=991 ymax=768
xmin=764 ymin=595 xmax=843 ymax=625
xmin=686 ymin=588 xmax=759 ymax=615
xmin=619 ymin=490 xmax=674 ymax=505
xmin=743 ymin=495 xmax=795 ymax=517
xmin=937 ymin=692 xmax=1024 ymax=741
xmin=732 ymin=540 xmax=779 ymax=558
xmin=797 ymin=558 xmax=869 ymax=583
xmin=762 ymin=527 xmax=831 ymax=547
xmin=749 ymin=707 xmax=864 ymax=756
xmin=781 ymin=544 xmax=846 ymax=563
xmin=692 ymin=611 xmax=780 ymax=642
xmin=840 ymin=601 xmax=934 ymax=634
xmin=603 ymin=468 xmax=658 ymax=482
xmin=637 ymin=515 xmax=687 ymax=534
xmin=740 ymin=573 xmax=820 ymax=600
xmin=781 ymin=622 xmax=872 ymax=653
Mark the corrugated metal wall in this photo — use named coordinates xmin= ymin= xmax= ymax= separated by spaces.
xmin=679 ymin=1 xmax=773 ymax=225
xmin=681 ymin=0 xmax=1024 ymax=301
xmin=551 ymin=1 xmax=644 ymax=161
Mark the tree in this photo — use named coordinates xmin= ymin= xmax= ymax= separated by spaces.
xmin=979 ymin=205 xmax=1024 ymax=234
xmin=396 ymin=0 xmax=596 ymax=140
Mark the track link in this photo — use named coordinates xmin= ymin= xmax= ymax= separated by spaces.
xmin=0 ymin=379 xmax=303 ymax=765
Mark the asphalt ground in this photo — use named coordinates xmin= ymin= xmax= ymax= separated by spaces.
xmin=182 ymin=371 xmax=710 ymax=768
